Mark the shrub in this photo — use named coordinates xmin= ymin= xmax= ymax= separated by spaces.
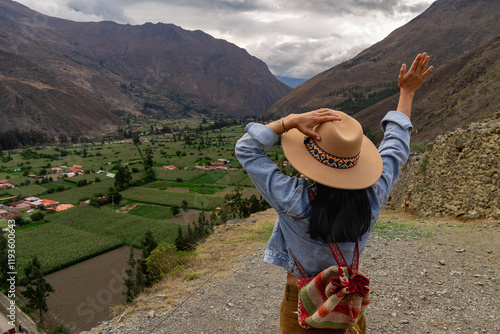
xmin=146 ymin=244 xmax=195 ymax=282
xmin=30 ymin=211 xmax=44 ymax=222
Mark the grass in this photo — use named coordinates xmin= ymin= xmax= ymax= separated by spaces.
xmin=128 ymin=204 xmax=174 ymax=220
xmin=5 ymin=184 xmax=48 ymax=197
xmin=373 ymin=219 xmax=433 ymax=240
xmin=17 ymin=223 xmax=122 ymax=277
xmin=15 ymin=220 xmax=48 ymax=232
xmin=44 ymin=178 xmax=115 ymax=203
xmin=191 ymin=173 xmax=227 ymax=184
xmin=120 ymin=187 xmax=223 ymax=210
xmin=45 ymin=205 xmax=185 ymax=248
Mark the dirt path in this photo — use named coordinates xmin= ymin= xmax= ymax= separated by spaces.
xmin=88 ymin=209 xmax=499 ymax=334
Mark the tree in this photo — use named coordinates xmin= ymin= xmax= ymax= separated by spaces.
xmin=133 ymin=133 xmax=140 ymax=145
xmin=114 ymin=164 xmax=132 ymax=191
xmin=175 ymin=225 xmax=188 ymax=251
xmin=123 ymin=248 xmax=136 ymax=303
xmin=58 ymin=134 xmax=68 ymax=144
xmin=171 ymin=205 xmax=180 ymax=216
xmin=144 ymin=146 xmax=154 ymax=167
xmin=138 ymin=231 xmax=157 ymax=287
xmin=48 ymin=325 xmax=71 ymax=334
xmin=21 ymin=255 xmax=54 ymax=323
xmin=0 ymin=232 xmax=9 ymax=285
xmin=141 ymin=231 xmax=158 ymax=259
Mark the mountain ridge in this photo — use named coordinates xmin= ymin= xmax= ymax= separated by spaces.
xmin=0 ymin=0 xmax=291 ymax=136
xmin=265 ymin=0 xmax=500 ymax=145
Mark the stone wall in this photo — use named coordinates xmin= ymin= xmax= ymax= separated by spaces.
xmin=391 ymin=114 xmax=499 ymax=218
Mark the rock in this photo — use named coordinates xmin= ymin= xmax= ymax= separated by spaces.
xmin=439 ymin=259 xmax=446 ymax=265
xmin=226 ymin=218 xmax=257 ymax=228
xmin=148 ymin=310 xmax=155 ymax=318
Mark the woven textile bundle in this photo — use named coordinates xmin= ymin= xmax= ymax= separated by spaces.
xmin=297 ymin=265 xmax=370 ymax=332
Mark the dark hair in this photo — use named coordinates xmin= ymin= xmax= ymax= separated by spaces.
xmin=308 ymin=183 xmax=371 ymax=243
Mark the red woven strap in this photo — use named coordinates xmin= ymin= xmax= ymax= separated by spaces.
xmin=328 ymin=240 xmax=360 ymax=274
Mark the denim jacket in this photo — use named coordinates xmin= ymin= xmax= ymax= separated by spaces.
xmin=235 ymin=111 xmax=412 ymax=278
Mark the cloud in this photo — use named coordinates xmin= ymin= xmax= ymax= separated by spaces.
xmin=67 ymin=0 xmax=131 ymax=23
xmin=13 ymin=0 xmax=434 ymax=78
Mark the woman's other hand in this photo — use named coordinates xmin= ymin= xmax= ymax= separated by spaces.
xmin=285 ymin=108 xmax=341 ymax=140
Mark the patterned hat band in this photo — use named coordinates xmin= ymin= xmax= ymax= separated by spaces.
xmin=304 ymin=136 xmax=360 ymax=169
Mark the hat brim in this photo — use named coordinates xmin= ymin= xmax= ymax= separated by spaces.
xmin=281 ymin=128 xmax=383 ymax=190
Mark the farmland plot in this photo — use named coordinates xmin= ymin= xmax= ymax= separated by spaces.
xmin=121 ymin=187 xmax=222 ymax=210
xmin=17 ymin=223 xmax=122 ymax=276
xmin=46 ymin=206 xmax=183 ymax=248
xmin=44 ymin=178 xmax=116 ymax=203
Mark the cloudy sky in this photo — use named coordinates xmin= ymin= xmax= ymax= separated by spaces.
xmin=14 ymin=0 xmax=434 ymax=79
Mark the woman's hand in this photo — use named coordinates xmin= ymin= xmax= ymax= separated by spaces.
xmin=396 ymin=52 xmax=433 ymax=118
xmin=285 ymin=108 xmax=341 ymax=140
xmin=398 ymin=52 xmax=433 ymax=95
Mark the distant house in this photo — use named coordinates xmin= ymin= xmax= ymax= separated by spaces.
xmin=23 ymin=197 xmax=40 ymax=203
xmin=0 ymin=182 xmax=14 ymax=189
xmin=29 ymin=199 xmax=59 ymax=209
xmin=0 ymin=210 xmax=21 ymax=221
xmin=106 ymin=172 xmax=116 ymax=178
xmin=163 ymin=165 xmax=179 ymax=170
xmin=8 ymin=202 xmax=31 ymax=212
xmin=54 ymin=204 xmax=74 ymax=212
xmin=41 ymin=199 xmax=59 ymax=208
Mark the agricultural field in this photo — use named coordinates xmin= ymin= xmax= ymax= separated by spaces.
xmin=120 ymin=187 xmax=222 ymax=210
xmin=16 ymin=222 xmax=122 ymax=276
xmin=17 ymin=205 xmax=186 ymax=276
xmin=2 ymin=117 xmax=284 ymax=277
xmin=44 ymin=178 xmax=116 ymax=204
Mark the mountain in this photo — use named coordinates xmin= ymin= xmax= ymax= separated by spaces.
xmin=275 ymin=76 xmax=307 ymax=88
xmin=356 ymin=36 xmax=500 ymax=145
xmin=266 ymin=0 xmax=500 ymax=143
xmin=0 ymin=0 xmax=291 ymax=136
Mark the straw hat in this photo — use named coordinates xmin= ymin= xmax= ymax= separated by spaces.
xmin=281 ymin=111 xmax=382 ymax=190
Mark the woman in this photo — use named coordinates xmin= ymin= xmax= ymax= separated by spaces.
xmin=235 ymin=53 xmax=432 ymax=333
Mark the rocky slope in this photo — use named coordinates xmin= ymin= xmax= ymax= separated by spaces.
xmin=391 ymin=113 xmax=499 ymax=218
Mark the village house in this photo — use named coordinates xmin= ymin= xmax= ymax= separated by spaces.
xmin=211 ymin=159 xmax=230 ymax=166
xmin=24 ymin=198 xmax=60 ymax=209
xmin=0 ymin=181 xmax=14 ymax=189
xmin=153 ymin=165 xmax=179 ymax=171
xmin=53 ymin=204 xmax=74 ymax=212
xmin=7 ymin=201 xmax=31 ymax=212
xmin=0 ymin=210 xmax=21 ymax=222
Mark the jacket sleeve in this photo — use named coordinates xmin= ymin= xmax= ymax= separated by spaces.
xmin=235 ymin=122 xmax=308 ymax=216
xmin=371 ymin=111 xmax=413 ymax=209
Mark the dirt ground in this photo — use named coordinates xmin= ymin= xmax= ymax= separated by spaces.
xmin=88 ymin=208 xmax=499 ymax=334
